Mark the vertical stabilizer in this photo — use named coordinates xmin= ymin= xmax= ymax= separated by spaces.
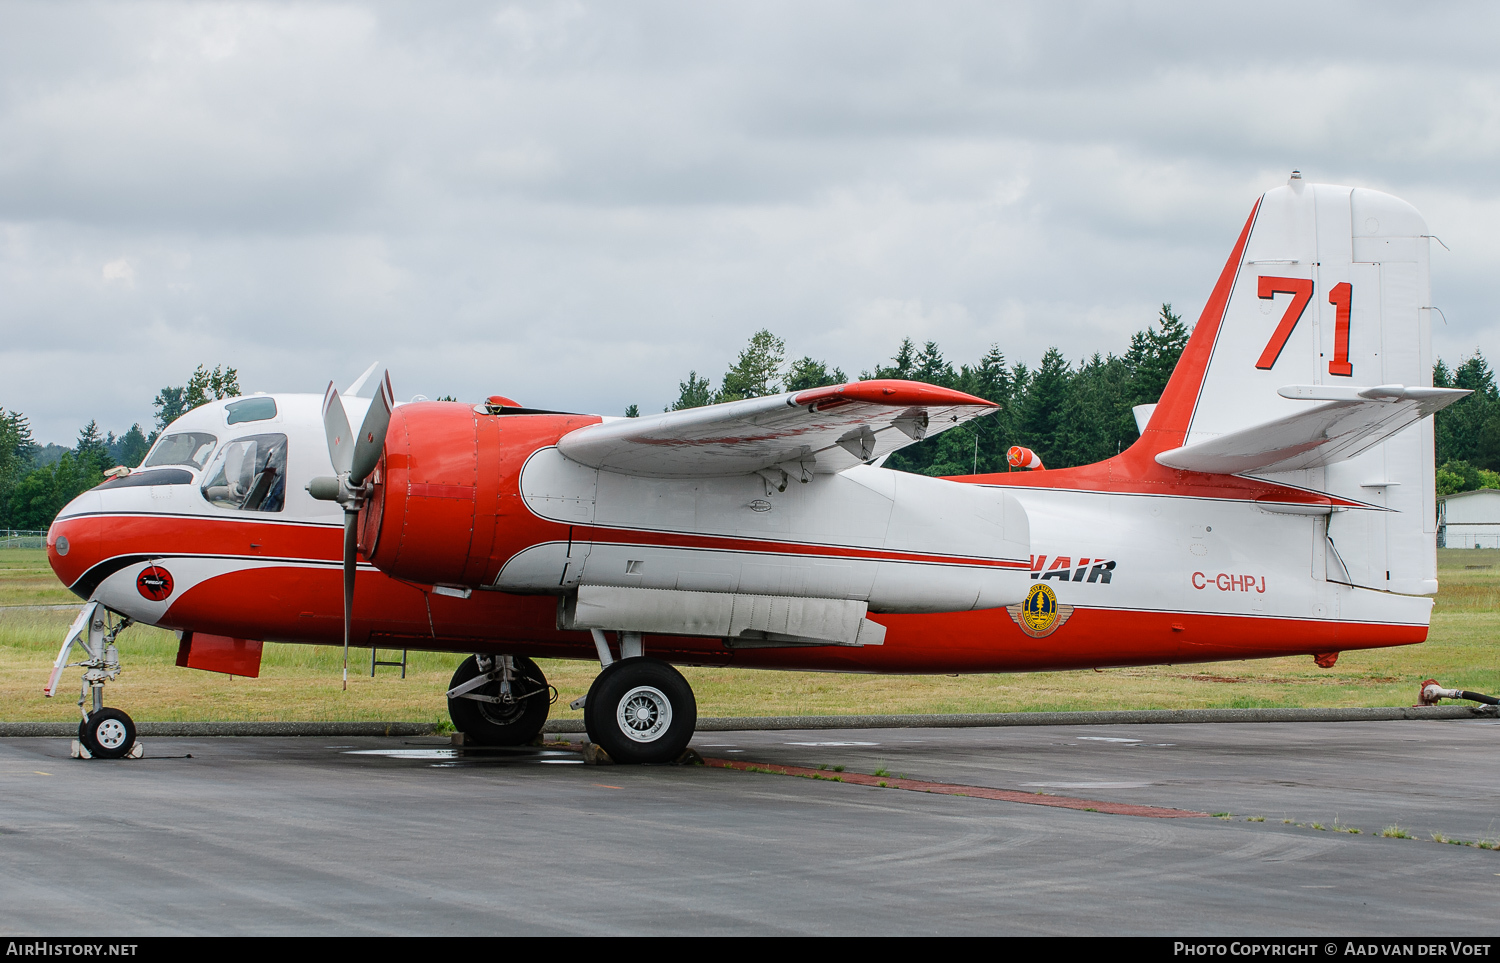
xmin=1142 ymin=175 xmax=1438 ymax=595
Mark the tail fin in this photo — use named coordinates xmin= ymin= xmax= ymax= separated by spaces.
xmin=1143 ymin=175 xmax=1444 ymax=595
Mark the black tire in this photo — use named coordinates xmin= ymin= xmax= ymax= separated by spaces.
xmin=583 ymin=658 xmax=697 ymax=764
xmin=79 ymin=708 xmax=136 ymax=760
xmin=447 ymin=655 xmax=551 ymax=746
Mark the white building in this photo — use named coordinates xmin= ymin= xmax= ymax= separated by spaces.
xmin=1437 ymin=488 xmax=1500 ymax=549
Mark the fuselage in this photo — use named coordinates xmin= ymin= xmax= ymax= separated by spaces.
xmin=45 ymin=391 xmax=1430 ymax=674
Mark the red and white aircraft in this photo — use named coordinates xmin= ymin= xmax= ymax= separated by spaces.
xmin=44 ymin=174 xmax=1466 ymax=763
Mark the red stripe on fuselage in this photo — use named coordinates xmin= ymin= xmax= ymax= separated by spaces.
xmin=578 ymin=524 xmax=1029 ymax=569
xmin=155 ymin=559 xmax=1421 ymax=673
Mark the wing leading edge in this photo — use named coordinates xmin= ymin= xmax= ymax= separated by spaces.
xmin=1155 ymin=384 xmax=1468 ymax=475
xmin=557 ymin=380 xmax=997 ymax=479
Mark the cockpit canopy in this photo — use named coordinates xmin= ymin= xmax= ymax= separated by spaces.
xmin=200 ymin=433 xmax=288 ymax=513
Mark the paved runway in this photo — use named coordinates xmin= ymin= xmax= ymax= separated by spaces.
xmin=3 ymin=719 xmax=1498 ymax=935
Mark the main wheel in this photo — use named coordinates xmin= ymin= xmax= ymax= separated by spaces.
xmin=79 ymin=708 xmax=136 ymax=760
xmin=583 ymin=658 xmax=697 ymax=764
xmin=447 ymin=655 xmax=551 ymax=746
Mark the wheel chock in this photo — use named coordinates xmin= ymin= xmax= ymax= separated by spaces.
xmin=581 ymin=742 xmax=614 ymax=765
xmin=71 ymin=739 xmax=143 ymax=759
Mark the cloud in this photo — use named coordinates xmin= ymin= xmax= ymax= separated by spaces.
xmin=1 ymin=1 xmax=1499 ymax=441
xmin=101 ymin=258 xmax=134 ymax=285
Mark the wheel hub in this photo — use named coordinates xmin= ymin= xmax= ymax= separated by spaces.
xmin=95 ymin=719 xmax=128 ymax=750
xmin=616 ymin=686 xmax=671 ymax=742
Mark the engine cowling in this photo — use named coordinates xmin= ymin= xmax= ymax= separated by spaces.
xmin=359 ymin=402 xmax=599 ymax=587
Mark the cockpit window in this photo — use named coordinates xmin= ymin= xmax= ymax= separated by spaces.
xmin=225 ymin=397 xmax=278 ymax=425
xmin=200 ymin=434 xmax=288 ymax=512
xmin=142 ymin=432 xmax=218 ymax=470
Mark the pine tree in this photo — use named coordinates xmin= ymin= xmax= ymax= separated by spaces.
xmin=718 ymin=330 xmax=786 ymax=401
xmin=671 ymin=371 xmax=714 ymax=411
xmin=870 ymin=339 xmax=916 ymax=381
xmin=1060 ymin=353 xmax=1135 ymax=465
xmin=75 ymin=421 xmax=108 ymax=474
xmin=0 ymin=411 xmax=37 ymax=528
xmin=1435 ymin=351 xmax=1500 ymax=469
xmin=1125 ymin=303 xmax=1191 ymax=408
xmin=115 ymin=425 xmax=150 ymax=467
xmin=624 ymin=405 xmax=640 ymax=418
xmin=1014 ymin=347 xmax=1072 ymax=466
xmin=966 ymin=345 xmax=1012 ymax=403
xmin=913 ymin=341 xmax=955 ymax=387
xmin=784 ymin=357 xmax=846 ymax=392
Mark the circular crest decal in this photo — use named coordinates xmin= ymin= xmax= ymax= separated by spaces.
xmin=1020 ymin=582 xmax=1058 ymax=634
xmin=1008 ymin=582 xmax=1075 ymax=639
xmin=137 ymin=565 xmax=174 ymax=602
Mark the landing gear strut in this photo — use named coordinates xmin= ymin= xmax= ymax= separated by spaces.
xmin=446 ymin=654 xmax=554 ymax=745
xmin=46 ymin=601 xmax=140 ymax=760
xmin=583 ymin=654 xmax=697 ymax=765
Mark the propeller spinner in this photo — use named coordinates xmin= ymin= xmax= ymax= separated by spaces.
xmin=307 ymin=370 xmax=395 ymax=690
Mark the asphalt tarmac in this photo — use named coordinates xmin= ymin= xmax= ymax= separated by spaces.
xmin=3 ymin=719 xmax=1498 ymax=935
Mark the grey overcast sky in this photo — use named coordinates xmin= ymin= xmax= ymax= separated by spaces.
xmin=3 ymin=1 xmax=1498 ymax=443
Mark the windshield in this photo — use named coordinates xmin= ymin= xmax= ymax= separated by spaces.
xmin=142 ymin=432 xmax=218 ymax=470
xmin=200 ymin=434 xmax=288 ymax=512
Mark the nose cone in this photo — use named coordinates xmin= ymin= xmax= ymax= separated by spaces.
xmin=48 ymin=492 xmax=103 ymax=597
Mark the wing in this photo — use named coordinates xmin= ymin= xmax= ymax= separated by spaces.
xmin=557 ymin=380 xmax=997 ymax=478
xmin=1155 ymin=384 xmax=1468 ymax=475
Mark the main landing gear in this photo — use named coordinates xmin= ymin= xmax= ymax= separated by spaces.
xmin=579 ymin=630 xmax=698 ymax=765
xmin=47 ymin=601 xmax=141 ymax=760
xmin=446 ymin=636 xmax=699 ymax=764
xmin=446 ymin=654 xmax=556 ymax=745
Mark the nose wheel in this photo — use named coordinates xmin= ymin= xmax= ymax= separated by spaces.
xmin=79 ymin=707 xmax=138 ymax=760
xmin=583 ymin=658 xmax=697 ymax=764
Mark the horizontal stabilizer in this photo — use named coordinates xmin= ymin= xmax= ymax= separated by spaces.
xmin=1155 ymin=384 xmax=1468 ymax=475
xmin=559 ymin=380 xmax=995 ymax=478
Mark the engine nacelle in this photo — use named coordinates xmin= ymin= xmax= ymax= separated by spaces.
xmin=360 ymin=402 xmax=599 ymax=587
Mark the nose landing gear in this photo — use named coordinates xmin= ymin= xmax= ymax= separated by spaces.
xmin=47 ymin=601 xmax=141 ymax=760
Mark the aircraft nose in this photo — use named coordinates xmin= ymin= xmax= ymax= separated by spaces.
xmin=47 ymin=513 xmax=98 ymax=598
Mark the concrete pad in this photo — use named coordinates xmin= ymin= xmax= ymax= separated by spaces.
xmin=1 ymin=719 xmax=1497 ymax=935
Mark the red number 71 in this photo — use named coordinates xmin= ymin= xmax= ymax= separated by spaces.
xmin=1255 ymin=276 xmax=1352 ymax=377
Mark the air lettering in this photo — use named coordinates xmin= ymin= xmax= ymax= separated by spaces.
xmin=1041 ymin=556 xmax=1073 ymax=581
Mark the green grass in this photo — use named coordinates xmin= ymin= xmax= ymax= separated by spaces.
xmin=3 ymin=547 xmax=1498 ymax=723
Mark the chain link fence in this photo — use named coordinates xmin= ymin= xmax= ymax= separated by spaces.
xmin=0 ymin=530 xmax=47 ymax=549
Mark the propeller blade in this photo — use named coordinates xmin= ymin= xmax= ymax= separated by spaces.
xmin=348 ymin=371 xmax=393 ymax=486
xmin=342 ymin=509 xmax=357 ymax=691
xmin=323 ymin=382 xmax=355 ymax=478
